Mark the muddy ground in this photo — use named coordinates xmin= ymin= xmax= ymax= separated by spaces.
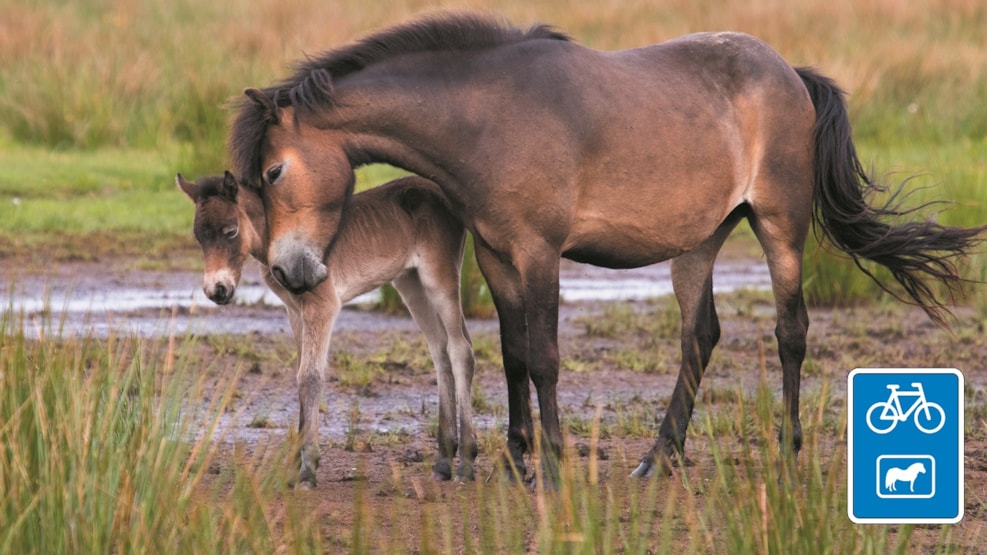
xmin=3 ymin=249 xmax=986 ymax=552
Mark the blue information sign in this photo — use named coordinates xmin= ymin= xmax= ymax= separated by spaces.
xmin=848 ymin=368 xmax=964 ymax=523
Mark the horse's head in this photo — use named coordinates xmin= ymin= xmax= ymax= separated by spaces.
xmin=178 ymin=171 xmax=251 ymax=305
xmin=234 ymin=87 xmax=355 ymax=295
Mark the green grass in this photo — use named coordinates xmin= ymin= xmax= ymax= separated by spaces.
xmin=0 ymin=310 xmax=321 ymax=553
xmin=2 ymin=0 xmax=984 ymax=314
xmin=0 ymin=1 xmax=985 ymax=545
xmin=804 ymin=139 xmax=987 ymax=312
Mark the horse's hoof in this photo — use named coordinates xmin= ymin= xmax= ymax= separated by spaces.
xmin=527 ymin=473 xmax=560 ymax=491
xmin=629 ymin=453 xmax=674 ymax=478
xmin=455 ymin=464 xmax=476 ymax=483
xmin=496 ymin=453 xmax=527 ymax=483
xmin=432 ymin=460 xmax=453 ymax=481
xmin=629 ymin=460 xmax=655 ymax=478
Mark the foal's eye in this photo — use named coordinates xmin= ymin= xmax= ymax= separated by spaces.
xmin=222 ymin=225 xmax=239 ymax=239
xmin=265 ymin=163 xmax=284 ymax=184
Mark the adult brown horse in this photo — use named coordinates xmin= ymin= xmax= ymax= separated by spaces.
xmin=229 ymin=13 xmax=985 ymax=481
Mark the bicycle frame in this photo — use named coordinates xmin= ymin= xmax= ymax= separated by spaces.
xmin=880 ymin=383 xmax=932 ymax=421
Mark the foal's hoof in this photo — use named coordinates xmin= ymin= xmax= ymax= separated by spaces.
xmin=289 ymin=466 xmax=318 ymax=489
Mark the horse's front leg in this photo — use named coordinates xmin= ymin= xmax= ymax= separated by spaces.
xmin=291 ymin=290 xmax=339 ymax=488
xmin=476 ymin=242 xmax=564 ymax=486
xmin=474 ymin=244 xmax=534 ymax=480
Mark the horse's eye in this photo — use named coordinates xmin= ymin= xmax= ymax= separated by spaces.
xmin=223 ymin=225 xmax=239 ymax=239
xmin=265 ymin=163 xmax=284 ymax=184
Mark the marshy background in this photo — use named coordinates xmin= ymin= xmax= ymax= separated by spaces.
xmin=1 ymin=0 xmax=985 ymax=552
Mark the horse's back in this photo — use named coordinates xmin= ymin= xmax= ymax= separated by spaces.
xmin=529 ymin=33 xmax=816 ymax=267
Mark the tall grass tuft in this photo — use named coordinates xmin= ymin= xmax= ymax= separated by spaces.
xmin=0 ymin=307 xmax=320 ymax=553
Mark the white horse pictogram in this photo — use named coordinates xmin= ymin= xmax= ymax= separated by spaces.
xmin=884 ymin=462 xmax=927 ymax=492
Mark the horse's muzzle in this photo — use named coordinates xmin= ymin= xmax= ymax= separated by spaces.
xmin=270 ymin=252 xmax=328 ymax=294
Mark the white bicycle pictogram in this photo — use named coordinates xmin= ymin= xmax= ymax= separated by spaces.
xmin=865 ymin=382 xmax=945 ymax=434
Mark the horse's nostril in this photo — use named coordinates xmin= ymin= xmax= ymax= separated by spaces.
xmin=215 ymin=283 xmax=228 ymax=300
xmin=272 ymin=265 xmax=288 ymax=287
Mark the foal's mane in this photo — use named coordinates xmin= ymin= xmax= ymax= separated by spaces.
xmin=230 ymin=12 xmax=570 ymax=187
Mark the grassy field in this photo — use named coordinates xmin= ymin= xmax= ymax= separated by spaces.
xmin=1 ymin=0 xmax=984 ymax=311
xmin=1 ymin=0 xmax=986 ymax=552
xmin=3 ymin=294 xmax=986 ymax=553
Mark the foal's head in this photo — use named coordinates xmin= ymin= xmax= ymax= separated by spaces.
xmin=232 ymin=88 xmax=355 ymax=295
xmin=178 ymin=171 xmax=250 ymax=305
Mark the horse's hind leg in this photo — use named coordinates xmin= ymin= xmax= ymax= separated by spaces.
xmin=749 ymin=208 xmax=810 ymax=459
xmin=632 ymin=214 xmax=740 ymax=478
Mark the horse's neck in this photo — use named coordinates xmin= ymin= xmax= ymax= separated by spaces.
xmin=331 ymin=72 xmax=476 ymax=188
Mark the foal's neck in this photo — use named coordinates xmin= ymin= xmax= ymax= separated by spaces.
xmin=238 ymin=192 xmax=269 ymax=265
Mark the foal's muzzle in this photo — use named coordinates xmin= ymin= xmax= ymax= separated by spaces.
xmin=205 ymin=282 xmax=235 ymax=305
xmin=203 ymin=269 xmax=237 ymax=305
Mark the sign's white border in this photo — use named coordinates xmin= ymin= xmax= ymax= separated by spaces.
xmin=847 ymin=368 xmax=964 ymax=524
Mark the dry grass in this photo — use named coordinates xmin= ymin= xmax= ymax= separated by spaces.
xmin=2 ymin=0 xmax=985 ymax=153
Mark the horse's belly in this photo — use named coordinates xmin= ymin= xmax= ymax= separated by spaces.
xmin=561 ymin=241 xmax=682 ymax=269
xmin=562 ymin=190 xmax=738 ymax=269
xmin=561 ymin=221 xmax=698 ymax=269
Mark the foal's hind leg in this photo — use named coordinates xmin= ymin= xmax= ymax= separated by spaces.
xmin=632 ymin=215 xmax=740 ymax=478
xmin=392 ymin=272 xmax=464 ymax=481
xmin=415 ymin=263 xmax=478 ymax=481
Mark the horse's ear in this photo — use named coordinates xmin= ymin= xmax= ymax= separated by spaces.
xmin=176 ymin=173 xmax=198 ymax=201
xmin=244 ymin=88 xmax=281 ymax=124
xmin=220 ymin=171 xmax=239 ymax=202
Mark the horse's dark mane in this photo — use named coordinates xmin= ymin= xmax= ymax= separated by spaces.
xmin=296 ymin=12 xmax=569 ymax=84
xmin=230 ymin=12 xmax=569 ymax=187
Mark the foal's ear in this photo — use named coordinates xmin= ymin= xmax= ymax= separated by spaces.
xmin=220 ymin=171 xmax=239 ymax=202
xmin=244 ymin=88 xmax=281 ymax=124
xmin=176 ymin=173 xmax=198 ymax=201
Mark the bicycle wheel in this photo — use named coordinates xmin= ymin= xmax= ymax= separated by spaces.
xmin=865 ymin=401 xmax=898 ymax=434
xmin=915 ymin=402 xmax=946 ymax=434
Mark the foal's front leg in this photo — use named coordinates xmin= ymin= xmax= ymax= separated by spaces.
xmin=292 ymin=290 xmax=339 ymax=488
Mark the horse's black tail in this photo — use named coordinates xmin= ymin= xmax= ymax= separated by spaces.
xmin=795 ymin=66 xmax=986 ymax=326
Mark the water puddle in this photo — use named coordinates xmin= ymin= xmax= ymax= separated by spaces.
xmin=3 ymin=259 xmax=771 ymax=338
